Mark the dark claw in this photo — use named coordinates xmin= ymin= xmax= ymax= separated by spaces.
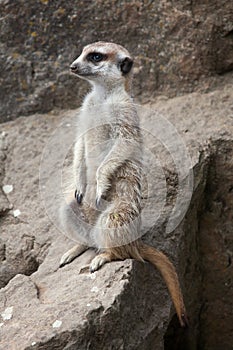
xmin=77 ymin=193 xmax=83 ymax=204
xmin=95 ymin=197 xmax=101 ymax=209
xmin=95 ymin=195 xmax=107 ymax=210
xmin=75 ymin=190 xmax=83 ymax=204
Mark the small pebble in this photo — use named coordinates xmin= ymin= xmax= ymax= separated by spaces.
xmin=52 ymin=320 xmax=62 ymax=328
xmin=13 ymin=209 xmax=21 ymax=217
xmin=91 ymin=286 xmax=99 ymax=293
xmin=2 ymin=185 xmax=13 ymax=194
xmin=1 ymin=306 xmax=13 ymax=320
xmin=90 ymin=272 xmax=96 ymax=280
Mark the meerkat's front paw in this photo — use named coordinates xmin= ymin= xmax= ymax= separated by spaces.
xmin=96 ymin=178 xmax=109 ymax=210
xmin=96 ymin=168 xmax=109 ymax=204
xmin=95 ymin=194 xmax=107 ymax=210
xmin=75 ymin=189 xmax=83 ymax=204
xmin=96 ymin=182 xmax=106 ymax=204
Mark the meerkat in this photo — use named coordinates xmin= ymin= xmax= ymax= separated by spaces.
xmin=59 ymin=41 xmax=188 ymax=327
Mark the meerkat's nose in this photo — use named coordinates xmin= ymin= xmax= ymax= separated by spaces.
xmin=70 ymin=64 xmax=78 ymax=72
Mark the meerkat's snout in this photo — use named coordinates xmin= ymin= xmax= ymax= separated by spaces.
xmin=70 ymin=63 xmax=78 ymax=73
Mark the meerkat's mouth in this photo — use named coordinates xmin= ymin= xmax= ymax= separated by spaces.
xmin=70 ymin=66 xmax=91 ymax=76
xmin=70 ymin=69 xmax=98 ymax=79
xmin=70 ymin=67 xmax=84 ymax=76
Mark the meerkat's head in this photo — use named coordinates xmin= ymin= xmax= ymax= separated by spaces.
xmin=70 ymin=42 xmax=133 ymax=91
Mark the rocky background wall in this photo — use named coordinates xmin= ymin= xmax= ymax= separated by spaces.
xmin=1 ymin=0 xmax=233 ymax=122
xmin=0 ymin=1 xmax=233 ymax=349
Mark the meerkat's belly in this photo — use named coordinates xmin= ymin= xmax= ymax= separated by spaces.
xmin=84 ymin=126 xmax=114 ymax=205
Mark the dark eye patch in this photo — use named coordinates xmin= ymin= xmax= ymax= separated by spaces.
xmin=86 ymin=52 xmax=107 ymax=63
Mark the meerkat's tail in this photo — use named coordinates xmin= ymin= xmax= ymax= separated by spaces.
xmin=139 ymin=242 xmax=188 ymax=327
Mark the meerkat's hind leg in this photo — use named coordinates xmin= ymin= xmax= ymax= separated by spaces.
xmin=60 ymin=244 xmax=88 ymax=268
xmin=90 ymin=251 xmax=113 ymax=273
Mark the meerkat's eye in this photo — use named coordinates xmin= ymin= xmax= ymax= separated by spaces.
xmin=87 ymin=52 xmax=106 ymax=63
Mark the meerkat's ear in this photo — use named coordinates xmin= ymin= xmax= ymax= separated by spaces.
xmin=119 ymin=57 xmax=134 ymax=75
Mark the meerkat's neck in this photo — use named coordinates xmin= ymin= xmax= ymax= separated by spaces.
xmin=89 ymin=79 xmax=132 ymax=102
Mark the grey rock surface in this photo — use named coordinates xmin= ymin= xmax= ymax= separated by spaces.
xmin=0 ymin=86 xmax=232 ymax=349
xmin=0 ymin=0 xmax=233 ymax=122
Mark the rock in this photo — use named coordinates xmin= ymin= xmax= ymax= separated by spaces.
xmin=0 ymin=86 xmax=232 ymax=349
xmin=0 ymin=1 xmax=233 ymax=121
xmin=198 ymin=141 xmax=233 ymax=350
xmin=0 ymin=132 xmax=10 ymax=215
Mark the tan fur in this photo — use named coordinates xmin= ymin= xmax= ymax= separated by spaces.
xmin=60 ymin=42 xmax=187 ymax=327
